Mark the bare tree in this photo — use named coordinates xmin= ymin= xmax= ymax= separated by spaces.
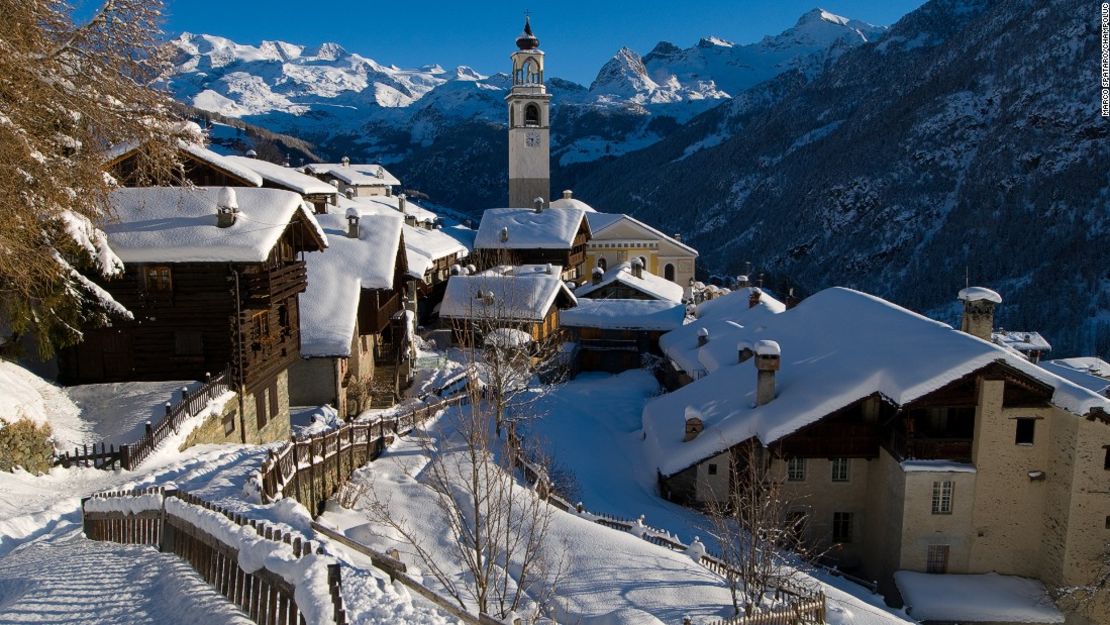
xmin=0 ymin=0 xmax=189 ymax=357
xmin=1050 ymin=544 xmax=1110 ymax=620
xmin=704 ymin=442 xmax=821 ymax=615
xmin=359 ymin=377 xmax=565 ymax=621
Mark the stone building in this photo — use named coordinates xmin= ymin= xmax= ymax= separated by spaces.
xmin=643 ymin=286 xmax=1110 ymax=623
xmin=304 ymin=160 xmax=400 ymax=198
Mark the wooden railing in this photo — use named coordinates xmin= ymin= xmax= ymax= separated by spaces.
xmin=82 ymin=487 xmax=346 ymax=625
xmin=255 ymin=394 xmax=466 ymax=514
xmin=56 ymin=365 xmax=233 ymax=471
xmin=884 ymin=428 xmax=973 ymax=463
xmin=242 ymin=261 xmax=308 ymax=305
xmin=83 ymin=488 xmax=344 ymax=625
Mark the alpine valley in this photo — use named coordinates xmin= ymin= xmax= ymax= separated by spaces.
xmin=165 ymin=0 xmax=1110 ymax=358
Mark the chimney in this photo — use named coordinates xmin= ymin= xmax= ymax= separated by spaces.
xmin=738 ymin=340 xmax=754 ymax=364
xmin=345 ymin=188 xmax=355 ymax=199
xmin=341 ymin=155 xmax=350 ymax=167
xmin=736 ymin=274 xmax=750 ymax=288
xmin=216 ymin=187 xmax=238 ymax=228
xmin=785 ymin=288 xmax=800 ymax=310
xmin=500 ymin=226 xmax=509 ymax=243
xmin=592 ymin=267 xmax=603 ymax=285
xmin=533 ymin=197 xmax=545 ymax=213
xmin=673 ymin=233 xmax=683 ymax=242
xmin=631 ymin=258 xmax=643 ymax=279
xmin=545 ymin=263 xmax=553 ymax=275
xmin=958 ymin=287 xmax=1001 ymax=341
xmin=562 ymin=189 xmax=573 ymax=200
xmin=683 ymin=406 xmax=704 ymax=442
xmin=748 ymin=287 xmax=762 ymax=309
xmin=398 ymin=193 xmax=407 ymax=214
xmin=697 ymin=327 xmax=709 ymax=347
xmin=345 ymin=207 xmax=360 ymax=238
xmin=245 ymin=149 xmax=258 ymax=158
xmin=754 ymin=340 xmax=780 ymax=406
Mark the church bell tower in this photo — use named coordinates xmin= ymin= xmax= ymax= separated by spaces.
xmin=507 ymin=17 xmax=551 ymax=208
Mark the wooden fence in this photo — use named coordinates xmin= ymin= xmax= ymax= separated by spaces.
xmin=256 ymin=394 xmax=466 ymax=514
xmin=82 ymin=487 xmax=346 ymax=625
xmin=57 ymin=366 xmax=233 ymax=471
xmin=504 ymin=426 xmax=827 ymax=625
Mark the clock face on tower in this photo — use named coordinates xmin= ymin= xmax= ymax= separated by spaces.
xmin=525 ymin=130 xmax=540 ymax=147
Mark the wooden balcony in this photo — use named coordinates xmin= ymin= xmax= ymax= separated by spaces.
xmin=885 ymin=428 xmax=973 ymax=463
xmin=241 ymin=261 xmax=307 ymax=305
xmin=777 ymin=421 xmax=880 ymax=458
xmin=361 ymin=290 xmax=402 ymax=335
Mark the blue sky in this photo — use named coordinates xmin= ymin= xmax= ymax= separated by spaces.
xmin=161 ymin=0 xmax=927 ymax=84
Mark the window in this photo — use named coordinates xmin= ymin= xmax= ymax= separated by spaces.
xmin=222 ymin=412 xmax=236 ymax=436
xmin=142 ymin=265 xmax=173 ymax=293
xmin=174 ymin=331 xmax=204 ymax=356
xmin=932 ymin=481 xmax=954 ymax=514
xmin=707 ymin=463 xmax=718 ymax=476
xmin=255 ymin=390 xmax=268 ymax=430
xmin=831 ymin=458 xmax=850 ymax=482
xmin=926 ymin=545 xmax=950 ymax=574
xmin=832 ymin=512 xmax=853 ymax=543
xmin=268 ymin=384 xmax=279 ymax=419
xmin=787 ymin=457 xmax=806 ymax=482
xmin=664 ymin=263 xmax=675 ymax=282
xmin=1104 ymin=446 xmax=1109 ymax=470
xmin=1015 ymin=418 xmax=1036 ymax=445
xmin=1105 ymin=515 xmax=1109 ymax=530
xmin=524 ymin=103 xmax=540 ymax=126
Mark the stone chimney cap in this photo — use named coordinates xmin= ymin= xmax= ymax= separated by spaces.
xmin=217 ymin=187 xmax=238 ymax=211
xmin=958 ymin=286 xmax=1002 ymax=304
xmin=345 ymin=206 xmax=359 ymax=218
xmin=697 ymin=328 xmax=709 ymax=338
xmin=754 ymin=339 xmax=780 ymax=357
xmin=562 ymin=189 xmax=573 ymax=199
xmin=684 ymin=406 xmax=703 ymax=422
xmin=592 ymin=267 xmax=603 ymax=276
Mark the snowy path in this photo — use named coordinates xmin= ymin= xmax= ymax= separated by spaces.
xmin=0 ymin=529 xmax=253 ymax=625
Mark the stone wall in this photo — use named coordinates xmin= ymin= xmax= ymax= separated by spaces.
xmin=0 ymin=418 xmax=53 ymax=475
xmin=181 ymin=369 xmax=292 ymax=449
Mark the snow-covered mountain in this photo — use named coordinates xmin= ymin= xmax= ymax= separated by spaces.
xmin=164 ymin=8 xmax=883 ymax=171
xmin=567 ymin=0 xmax=1110 ymax=359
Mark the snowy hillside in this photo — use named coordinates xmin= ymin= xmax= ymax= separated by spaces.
xmin=567 ymin=0 xmax=1110 ymax=359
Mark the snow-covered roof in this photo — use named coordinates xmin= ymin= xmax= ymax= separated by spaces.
xmin=474 ymin=207 xmax=587 ymax=250
xmin=644 ymin=287 xmax=1110 ymax=477
xmin=105 ymin=138 xmax=264 ymax=188
xmin=958 ymin=286 xmax=1002 ymax=304
xmin=305 ymin=162 xmax=400 ymax=187
xmin=439 ymin=274 xmax=576 ymax=322
xmin=299 ymin=210 xmax=403 ymax=358
xmin=585 ymin=212 xmax=698 ymax=256
xmin=992 ymin=330 xmax=1051 ymax=356
xmin=1040 ymin=358 xmax=1110 ymax=395
xmin=336 ymin=194 xmax=437 ymax=225
xmin=106 ymin=187 xmax=325 ymax=263
xmin=223 ymin=156 xmax=339 ymax=195
xmin=894 ymin=571 xmax=1063 ymax=624
xmin=550 ymin=197 xmax=596 ymax=212
xmin=662 ymin=287 xmax=785 ymax=377
xmin=481 ymin=264 xmax=564 ymax=278
xmin=403 ymin=225 xmax=469 ymax=278
xmin=575 ymin=262 xmax=684 ymax=303
xmin=560 ymin=299 xmax=685 ymax=331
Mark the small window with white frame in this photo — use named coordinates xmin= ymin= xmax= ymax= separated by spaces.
xmin=831 ymin=457 xmax=850 ymax=482
xmin=787 ymin=457 xmax=806 ymax=481
xmin=931 ymin=480 xmax=954 ymax=514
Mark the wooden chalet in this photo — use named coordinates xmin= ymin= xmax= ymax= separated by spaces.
xmin=560 ymin=299 xmax=685 ymax=373
xmin=402 ymin=224 xmax=472 ymax=324
xmin=472 ymin=206 xmax=590 ymax=281
xmin=438 ymin=270 xmax=577 ymax=350
xmin=106 ymin=140 xmax=265 ymax=189
xmin=59 ymin=186 xmax=327 ymax=444
xmin=291 ymin=210 xmax=413 ymax=415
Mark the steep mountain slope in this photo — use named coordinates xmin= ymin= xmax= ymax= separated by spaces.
xmin=569 ymin=0 xmax=1110 ymax=357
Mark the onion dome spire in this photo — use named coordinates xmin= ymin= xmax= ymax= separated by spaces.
xmin=516 ymin=16 xmax=539 ymax=50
